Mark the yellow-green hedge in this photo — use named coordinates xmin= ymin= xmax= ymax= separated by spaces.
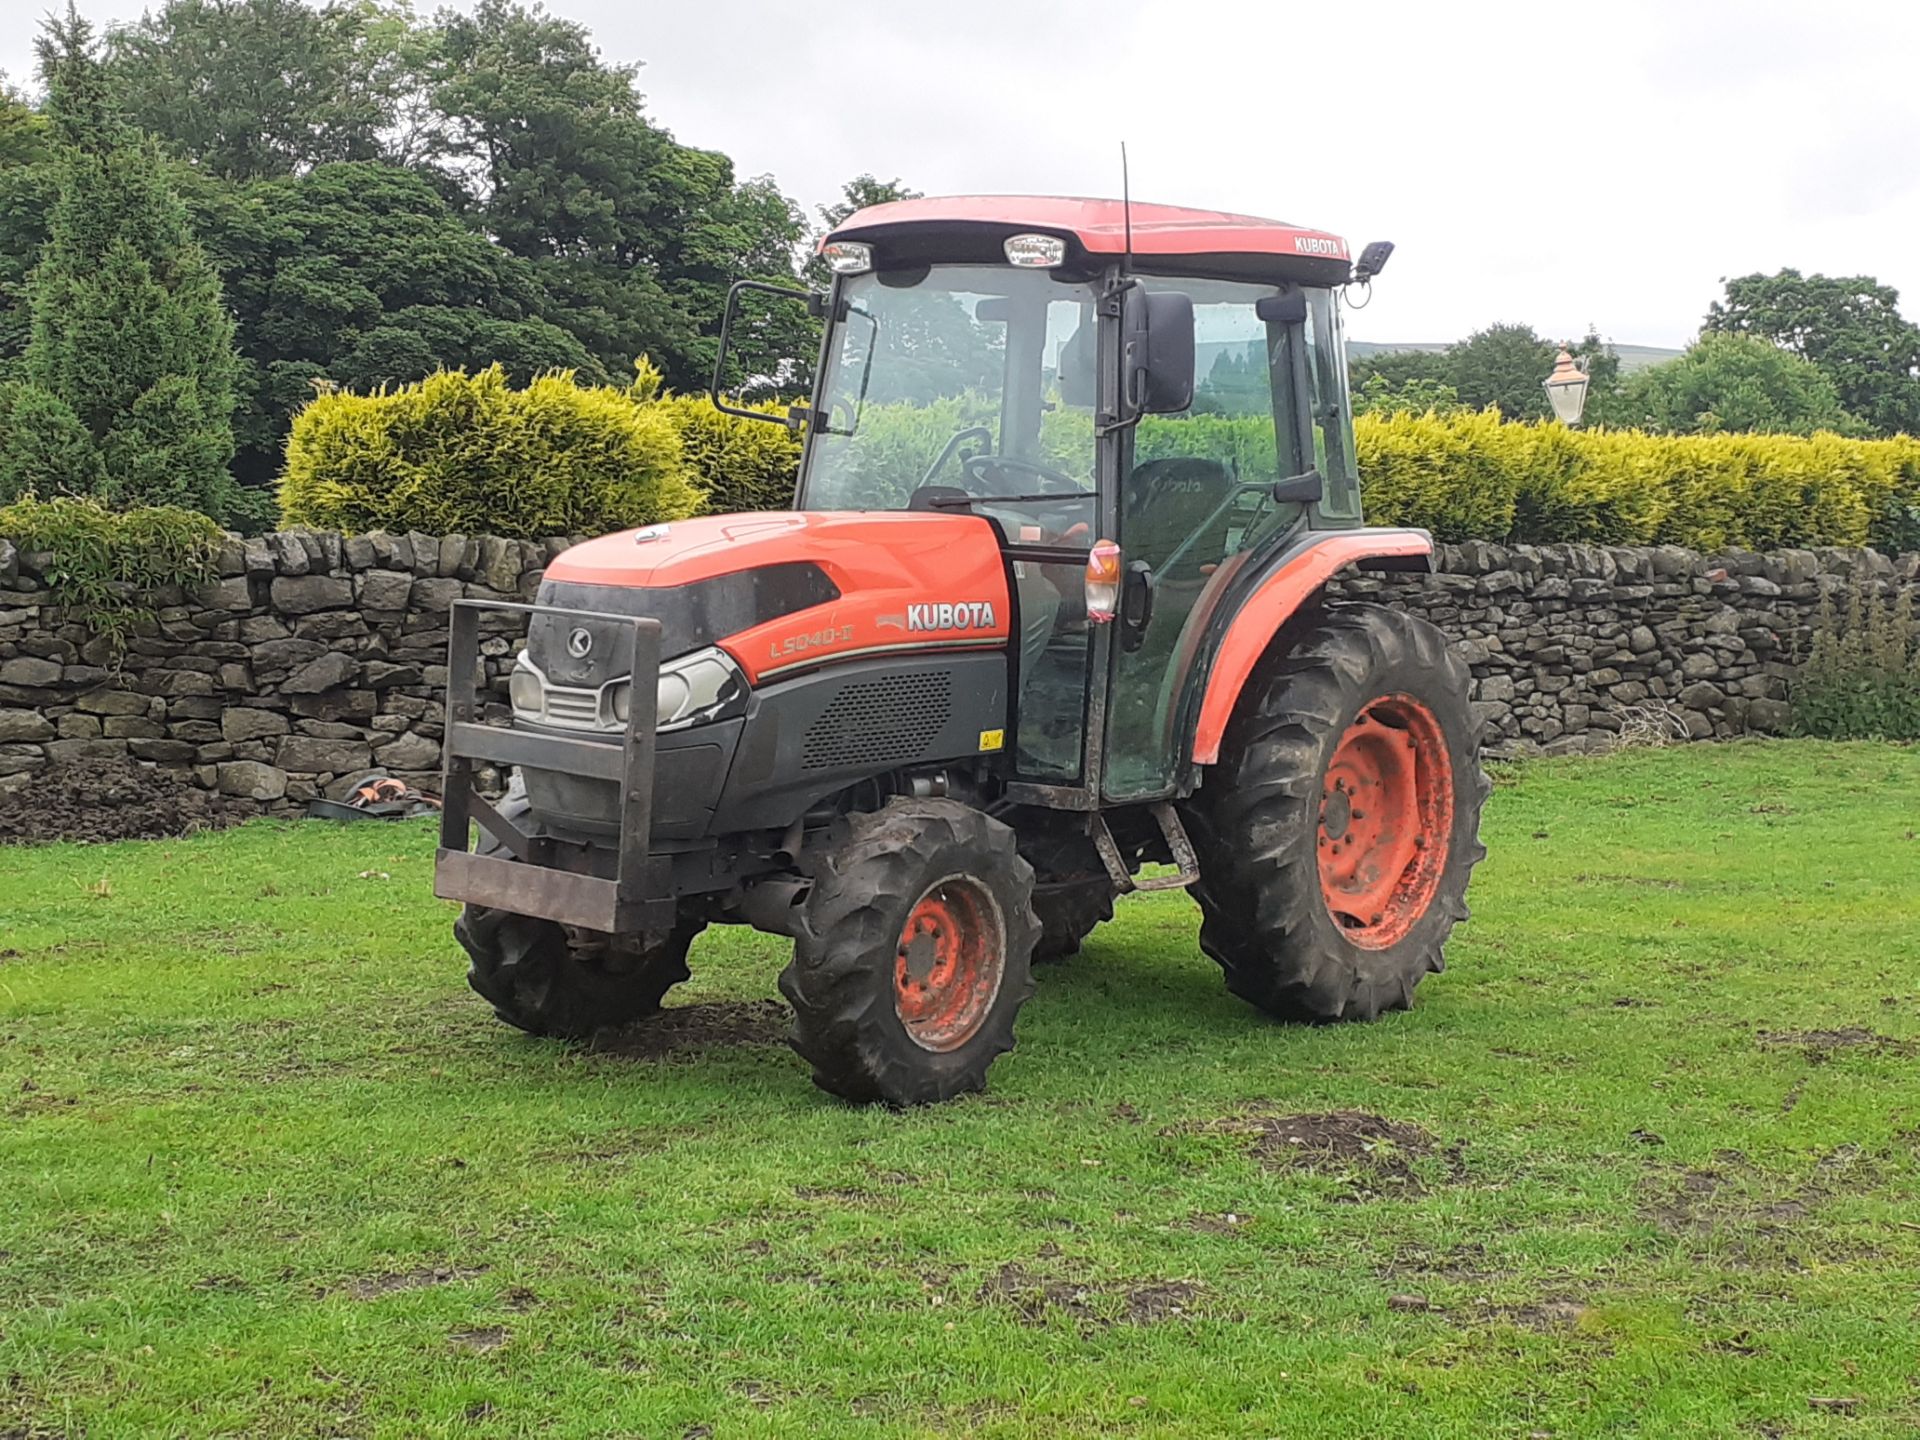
xmin=654 ymin=393 xmax=802 ymax=514
xmin=1356 ymin=410 xmax=1920 ymax=552
xmin=280 ymin=366 xmax=702 ymax=538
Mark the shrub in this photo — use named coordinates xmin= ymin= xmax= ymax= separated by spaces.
xmin=0 ymin=492 xmax=222 ymax=646
xmin=1791 ymin=587 xmax=1920 ymax=740
xmin=656 ymin=393 xmax=802 ymax=514
xmin=1353 ymin=412 xmax=1920 ymax=552
xmin=279 ymin=365 xmax=701 ymax=539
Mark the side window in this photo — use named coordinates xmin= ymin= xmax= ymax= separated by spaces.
xmin=1305 ymin=291 xmax=1362 ymax=519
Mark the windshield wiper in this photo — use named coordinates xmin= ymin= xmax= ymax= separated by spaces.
xmin=923 ymin=491 xmax=1094 ymax=508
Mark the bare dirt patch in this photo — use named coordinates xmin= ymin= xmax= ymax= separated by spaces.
xmin=334 ymin=1265 xmax=487 ymax=1301
xmin=587 ymin=1000 xmax=788 ymax=1059
xmin=1757 ymin=1028 xmax=1915 ymax=1061
xmin=974 ymin=1258 xmax=1200 ymax=1329
xmin=1174 ymin=1109 xmax=1442 ymax=1199
xmin=1638 ymin=1145 xmax=1875 ymax=1242
xmin=0 ymin=760 xmax=258 ymax=846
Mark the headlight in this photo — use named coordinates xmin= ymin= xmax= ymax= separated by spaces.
xmin=603 ymin=647 xmax=745 ymax=732
xmin=652 ymin=648 xmax=744 ymax=730
xmin=509 ymin=655 xmax=543 ymax=718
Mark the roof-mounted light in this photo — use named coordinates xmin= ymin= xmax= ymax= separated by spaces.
xmin=1004 ymin=233 xmax=1067 ymax=268
xmin=821 ymin=241 xmax=872 ymax=275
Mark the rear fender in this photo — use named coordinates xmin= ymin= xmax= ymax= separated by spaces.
xmin=1189 ymin=528 xmax=1433 ymax=765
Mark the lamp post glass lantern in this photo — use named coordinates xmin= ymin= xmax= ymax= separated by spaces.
xmin=1543 ymin=348 xmax=1590 ymax=425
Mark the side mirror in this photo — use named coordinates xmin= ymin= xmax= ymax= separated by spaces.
xmin=1353 ymin=240 xmax=1395 ymax=284
xmin=1121 ymin=288 xmax=1194 ymax=415
xmin=710 ymin=278 xmax=829 ymax=428
xmin=1270 ymin=468 xmax=1324 ymax=505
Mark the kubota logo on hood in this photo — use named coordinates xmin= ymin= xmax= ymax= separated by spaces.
xmin=907 ymin=601 xmax=996 ymax=632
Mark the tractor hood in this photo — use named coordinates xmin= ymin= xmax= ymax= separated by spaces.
xmin=534 ymin=511 xmax=1013 ymax=686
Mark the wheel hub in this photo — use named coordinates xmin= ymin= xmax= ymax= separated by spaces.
xmin=1317 ymin=695 xmax=1454 ymax=950
xmin=893 ymin=877 xmax=1006 ymax=1052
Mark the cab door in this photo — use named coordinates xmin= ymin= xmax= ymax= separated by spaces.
xmin=1101 ymin=278 xmax=1317 ymax=801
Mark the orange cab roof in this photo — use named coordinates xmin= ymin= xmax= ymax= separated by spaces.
xmin=825 ymin=195 xmax=1349 ymax=267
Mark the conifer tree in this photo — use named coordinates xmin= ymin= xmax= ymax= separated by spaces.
xmin=0 ymin=7 xmax=241 ymax=518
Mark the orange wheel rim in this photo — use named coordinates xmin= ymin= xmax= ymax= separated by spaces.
xmin=893 ymin=876 xmax=1005 ymax=1052
xmin=1317 ymin=694 xmax=1454 ymax=950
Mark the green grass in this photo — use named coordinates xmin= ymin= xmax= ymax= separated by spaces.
xmin=3 ymin=740 xmax=1919 ymax=1439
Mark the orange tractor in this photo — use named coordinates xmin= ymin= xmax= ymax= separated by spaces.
xmin=434 ymin=197 xmax=1488 ymax=1104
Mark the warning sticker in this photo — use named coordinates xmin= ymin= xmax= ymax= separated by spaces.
xmin=978 ymin=728 xmax=1005 ymax=752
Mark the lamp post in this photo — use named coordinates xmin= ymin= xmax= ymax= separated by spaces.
xmin=1543 ymin=348 xmax=1591 ymax=426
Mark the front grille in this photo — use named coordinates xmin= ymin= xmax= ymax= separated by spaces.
xmin=801 ymin=672 xmax=953 ymax=770
xmin=542 ymin=684 xmax=605 ymax=731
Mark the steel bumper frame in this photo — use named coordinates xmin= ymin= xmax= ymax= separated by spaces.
xmin=433 ymin=598 xmax=676 ymax=934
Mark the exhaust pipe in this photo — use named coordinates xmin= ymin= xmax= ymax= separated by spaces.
xmin=738 ymin=876 xmax=813 ymax=938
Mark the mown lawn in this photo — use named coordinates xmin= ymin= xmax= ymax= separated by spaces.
xmin=3 ymin=741 xmax=1919 ymax=1439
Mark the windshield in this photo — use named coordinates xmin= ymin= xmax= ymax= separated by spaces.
xmin=802 ymin=265 xmax=1100 ymax=545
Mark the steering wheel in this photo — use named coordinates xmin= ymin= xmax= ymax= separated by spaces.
xmin=961 ymin=454 xmax=1092 ymax=496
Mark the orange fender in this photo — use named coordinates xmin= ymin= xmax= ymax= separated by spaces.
xmin=1189 ymin=529 xmax=1434 ymax=766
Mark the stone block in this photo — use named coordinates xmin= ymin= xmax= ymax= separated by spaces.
xmin=373 ymin=730 xmax=439 ymax=770
xmin=275 ymin=735 xmax=372 ymax=774
xmin=74 ymin=686 xmax=151 ymax=716
xmin=284 ymin=651 xmax=359 ymax=694
xmin=221 ymin=708 xmax=290 ymax=743
xmin=1680 ymin=651 xmax=1720 ymax=680
xmin=411 ymin=577 xmax=464 ymax=613
xmin=355 ymin=569 xmax=415 ymax=611
xmin=289 ymin=689 xmax=376 ymax=722
xmin=0 ymin=656 xmax=62 ymax=687
xmin=193 ymin=576 xmax=253 ymax=611
xmin=365 ymin=661 xmax=422 ymax=689
xmin=249 ymin=637 xmax=328 ymax=670
xmin=0 ymin=708 xmax=54 ymax=741
xmin=44 ymin=737 xmax=129 ymax=764
xmin=103 ymin=715 xmax=165 ymax=739
xmin=1678 ymin=681 xmax=1725 ymax=710
xmin=269 ymin=575 xmax=353 ymax=614
xmin=267 ymin=531 xmax=311 ymax=576
xmin=217 ymin=761 xmax=288 ymax=800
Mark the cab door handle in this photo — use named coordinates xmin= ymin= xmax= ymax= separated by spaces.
xmin=1120 ymin=561 xmax=1155 ymax=652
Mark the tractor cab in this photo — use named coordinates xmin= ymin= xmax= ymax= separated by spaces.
xmin=717 ymin=198 xmax=1372 ymax=803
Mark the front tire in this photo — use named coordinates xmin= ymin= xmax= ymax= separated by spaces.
xmin=453 ymin=789 xmax=700 ymax=1039
xmin=1187 ymin=602 xmax=1488 ymax=1022
xmin=780 ymin=798 xmax=1040 ymax=1105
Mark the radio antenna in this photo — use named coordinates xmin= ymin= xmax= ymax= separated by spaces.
xmin=1120 ymin=141 xmax=1134 ymax=275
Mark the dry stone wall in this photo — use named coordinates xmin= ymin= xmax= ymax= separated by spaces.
xmin=0 ymin=529 xmax=1913 ymax=813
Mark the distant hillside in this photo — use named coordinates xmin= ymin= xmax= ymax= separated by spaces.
xmin=1349 ymin=340 xmax=1683 ymax=374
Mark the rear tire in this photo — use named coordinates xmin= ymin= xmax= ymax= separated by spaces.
xmin=780 ymin=797 xmax=1039 ymax=1105
xmin=1187 ymin=602 xmax=1488 ymax=1022
xmin=453 ymin=790 xmax=699 ymax=1039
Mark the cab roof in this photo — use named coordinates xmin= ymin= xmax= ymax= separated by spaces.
xmin=824 ymin=195 xmax=1351 ymax=284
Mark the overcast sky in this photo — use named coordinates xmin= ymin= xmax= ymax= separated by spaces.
xmin=8 ymin=0 xmax=1920 ymax=348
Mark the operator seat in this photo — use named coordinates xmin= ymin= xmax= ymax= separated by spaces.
xmin=1122 ymin=456 xmax=1237 ymax=583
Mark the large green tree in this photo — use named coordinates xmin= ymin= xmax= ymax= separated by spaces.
xmin=1613 ymin=332 xmax=1863 ymax=436
xmin=1704 ymin=268 xmax=1920 ymax=436
xmin=183 ymin=158 xmax=599 ymax=485
xmin=102 ymin=0 xmax=438 ymax=181
xmin=0 ymin=11 xmax=241 ymax=518
xmin=432 ymin=0 xmax=806 ymax=392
